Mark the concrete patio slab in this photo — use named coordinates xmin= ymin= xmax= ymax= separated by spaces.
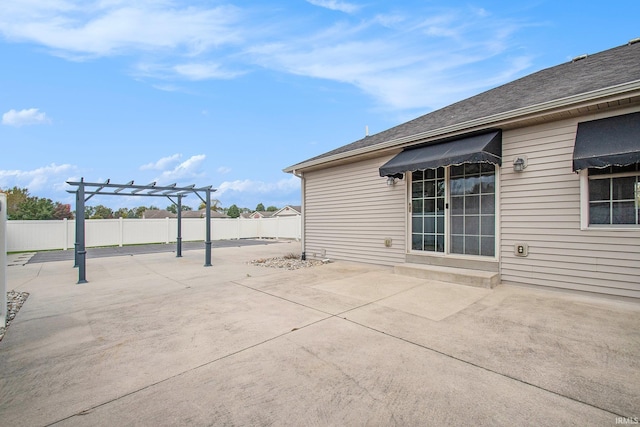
xmin=1 ymin=241 xmax=639 ymax=426
xmin=375 ymin=279 xmax=492 ymax=321
xmin=345 ymin=286 xmax=640 ymax=417
xmin=59 ymin=318 xmax=613 ymax=426
xmin=311 ymin=269 xmax=423 ymax=301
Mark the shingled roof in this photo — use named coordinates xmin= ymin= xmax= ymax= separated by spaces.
xmin=286 ymin=40 xmax=640 ymax=171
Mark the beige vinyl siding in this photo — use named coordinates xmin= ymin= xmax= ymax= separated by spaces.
xmin=500 ymin=107 xmax=640 ymax=299
xmin=304 ymin=154 xmax=406 ymax=266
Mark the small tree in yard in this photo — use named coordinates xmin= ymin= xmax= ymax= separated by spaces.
xmin=133 ymin=206 xmax=147 ymax=218
xmin=198 ymin=199 xmax=223 ymax=212
xmin=266 ymin=206 xmax=278 ymax=212
xmin=91 ymin=205 xmax=114 ymax=219
xmin=255 ymin=203 xmax=265 ymax=211
xmin=114 ymin=208 xmax=130 ymax=218
xmin=84 ymin=206 xmax=96 ymax=219
xmin=1 ymin=187 xmax=72 ymax=220
xmin=11 ymin=196 xmax=55 ymax=220
xmin=52 ymin=203 xmax=74 ymax=219
xmin=167 ymin=204 xmax=193 ymax=214
xmin=227 ymin=204 xmax=240 ymax=218
xmin=3 ymin=186 xmax=29 ymax=218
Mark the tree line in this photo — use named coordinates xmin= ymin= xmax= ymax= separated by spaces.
xmin=2 ymin=187 xmax=73 ymax=220
xmin=1 ymin=187 xmax=280 ymax=220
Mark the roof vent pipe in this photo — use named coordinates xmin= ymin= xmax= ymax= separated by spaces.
xmin=571 ymin=54 xmax=588 ymax=63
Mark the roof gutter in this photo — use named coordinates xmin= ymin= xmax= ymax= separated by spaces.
xmin=283 ymin=80 xmax=640 ymax=173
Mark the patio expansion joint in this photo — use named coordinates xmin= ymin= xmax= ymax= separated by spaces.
xmin=340 ymin=317 xmax=629 ymax=420
xmin=129 ymin=257 xmax=194 ymax=289
xmin=44 ymin=278 xmax=344 ymax=426
xmin=44 ymin=313 xmax=333 ymax=427
xmin=230 ymin=280 xmax=339 ymax=317
xmin=228 ymin=278 xmax=427 ymax=320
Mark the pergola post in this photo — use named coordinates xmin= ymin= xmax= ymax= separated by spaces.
xmin=73 ymin=191 xmax=79 ymax=268
xmin=76 ymin=182 xmax=87 ymax=284
xmin=204 ymin=189 xmax=212 ymax=267
xmin=176 ymin=196 xmax=182 ymax=257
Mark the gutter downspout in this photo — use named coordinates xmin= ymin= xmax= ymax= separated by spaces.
xmin=292 ymin=169 xmax=305 ymax=260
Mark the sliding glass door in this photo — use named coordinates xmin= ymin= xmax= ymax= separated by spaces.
xmin=411 ymin=168 xmax=445 ymax=252
xmin=411 ymin=164 xmax=496 ymax=257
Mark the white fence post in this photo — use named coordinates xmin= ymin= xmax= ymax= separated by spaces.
xmin=119 ymin=217 xmax=124 ymax=247
xmin=63 ymin=218 xmax=68 ymax=251
xmin=1 ymin=193 xmax=7 ymax=328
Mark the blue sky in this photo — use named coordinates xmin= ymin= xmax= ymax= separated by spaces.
xmin=1 ymin=0 xmax=638 ymax=211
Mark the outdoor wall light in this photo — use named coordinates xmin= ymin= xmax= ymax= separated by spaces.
xmin=513 ymin=156 xmax=528 ymax=172
xmin=385 ymin=174 xmax=403 ymax=186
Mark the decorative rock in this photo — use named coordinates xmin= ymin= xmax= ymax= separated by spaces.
xmin=0 ymin=291 xmax=30 ymax=342
xmin=249 ymin=256 xmax=324 ymax=270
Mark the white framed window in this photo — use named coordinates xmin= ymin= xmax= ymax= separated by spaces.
xmin=580 ymin=164 xmax=640 ymax=229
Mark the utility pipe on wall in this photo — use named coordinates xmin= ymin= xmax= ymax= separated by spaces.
xmin=292 ymin=170 xmax=305 ymax=259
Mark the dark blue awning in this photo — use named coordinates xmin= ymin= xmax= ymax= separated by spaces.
xmin=379 ymin=131 xmax=502 ymax=177
xmin=573 ymin=112 xmax=640 ymax=171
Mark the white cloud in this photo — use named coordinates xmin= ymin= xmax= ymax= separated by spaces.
xmin=135 ymin=61 xmax=245 ymax=81
xmin=173 ymin=62 xmax=245 ymax=80
xmin=0 ymin=163 xmax=74 ymax=190
xmin=157 ymin=154 xmax=206 ymax=182
xmin=140 ymin=154 xmax=182 ymax=171
xmin=151 ymin=83 xmax=184 ymax=93
xmin=216 ymin=175 xmax=300 ymax=197
xmin=246 ymin=8 xmax=530 ymax=110
xmin=217 ymin=166 xmax=231 ymax=174
xmin=0 ymin=3 xmax=533 ymax=111
xmin=0 ymin=1 xmax=243 ymax=58
xmin=2 ymin=108 xmax=51 ymax=127
xmin=306 ymin=0 xmax=361 ymax=14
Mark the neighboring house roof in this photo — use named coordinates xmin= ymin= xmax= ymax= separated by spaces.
xmin=142 ymin=209 xmax=175 ymax=219
xmin=142 ymin=209 xmax=229 ymax=219
xmin=180 ymin=209 xmax=229 ymax=218
xmin=273 ymin=205 xmax=302 ymax=216
xmin=209 ymin=211 xmax=230 ymax=218
xmin=285 ymin=40 xmax=640 ymax=172
xmin=240 ymin=212 xmax=252 ymax=219
xmin=181 ymin=210 xmax=204 ymax=218
xmin=249 ymin=211 xmax=275 ymax=218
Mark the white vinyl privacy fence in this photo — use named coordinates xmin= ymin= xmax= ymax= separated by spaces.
xmin=6 ymin=216 xmax=301 ymax=252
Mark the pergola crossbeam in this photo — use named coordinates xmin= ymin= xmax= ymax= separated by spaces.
xmin=114 ymin=180 xmax=134 ymax=193
xmin=69 ymin=191 xmax=188 ymax=198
